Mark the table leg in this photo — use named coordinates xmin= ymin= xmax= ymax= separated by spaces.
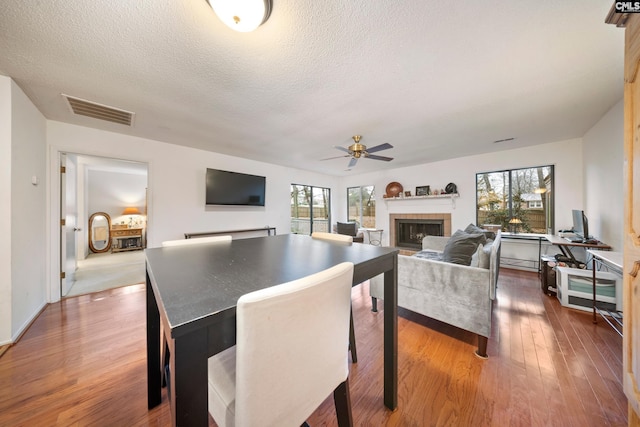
xmin=146 ymin=269 xmax=162 ymax=409
xmin=171 ymin=329 xmax=209 ymax=426
xmin=593 ymin=257 xmax=598 ymax=324
xmin=383 ymin=256 xmax=398 ymax=410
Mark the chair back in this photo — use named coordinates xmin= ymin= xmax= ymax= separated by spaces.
xmin=311 ymin=231 xmax=353 ymax=243
xmin=161 ymin=235 xmax=232 ymax=247
xmin=235 ymin=262 xmax=354 ymax=426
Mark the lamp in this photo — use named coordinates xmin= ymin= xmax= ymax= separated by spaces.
xmin=509 ymin=217 xmax=522 ymax=234
xmin=207 ymin=0 xmax=272 ymax=32
xmin=122 ymin=207 xmax=141 ymax=228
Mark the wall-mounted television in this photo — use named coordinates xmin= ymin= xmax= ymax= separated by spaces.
xmin=206 ymin=168 xmax=266 ymax=206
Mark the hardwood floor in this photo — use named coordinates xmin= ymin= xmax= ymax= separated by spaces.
xmin=0 ymin=269 xmax=627 ymax=426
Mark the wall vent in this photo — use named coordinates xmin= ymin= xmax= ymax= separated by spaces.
xmin=63 ymin=94 xmax=135 ymax=126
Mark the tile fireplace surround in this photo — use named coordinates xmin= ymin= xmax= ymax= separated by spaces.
xmin=389 ymin=213 xmax=452 ymax=250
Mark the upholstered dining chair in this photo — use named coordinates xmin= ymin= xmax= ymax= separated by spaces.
xmin=159 ymin=235 xmax=232 ymax=387
xmin=311 ymin=231 xmax=353 ymax=243
xmin=207 ymin=262 xmax=355 ymax=427
xmin=311 ymin=231 xmax=358 ymax=363
xmin=161 ymin=235 xmax=232 ymax=246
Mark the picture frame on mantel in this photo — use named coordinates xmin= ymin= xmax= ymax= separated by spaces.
xmin=416 ymin=185 xmax=430 ymax=196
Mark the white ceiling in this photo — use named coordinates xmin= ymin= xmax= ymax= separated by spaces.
xmin=0 ymin=1 xmax=624 ymax=176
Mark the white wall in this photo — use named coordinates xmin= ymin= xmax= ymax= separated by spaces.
xmin=340 ymin=138 xmax=585 ymax=247
xmin=583 ymin=98 xmax=624 ymax=250
xmin=87 ymin=169 xmax=148 ymax=227
xmin=46 ymin=121 xmax=339 ymax=300
xmin=10 ymin=79 xmax=47 ymax=341
xmin=0 ymin=76 xmax=12 ymax=344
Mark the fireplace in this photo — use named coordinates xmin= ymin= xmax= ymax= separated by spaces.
xmin=389 ymin=213 xmax=451 ymax=251
xmin=395 ymin=219 xmax=444 ymax=249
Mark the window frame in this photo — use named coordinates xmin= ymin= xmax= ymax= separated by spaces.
xmin=290 ymin=184 xmax=331 ymax=235
xmin=475 ymin=165 xmax=554 ymax=234
xmin=347 ymin=185 xmax=376 ymax=228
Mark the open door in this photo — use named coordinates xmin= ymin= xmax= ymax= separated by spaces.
xmin=60 ymin=153 xmax=79 ymax=297
xmin=607 ymin=7 xmax=640 ymax=424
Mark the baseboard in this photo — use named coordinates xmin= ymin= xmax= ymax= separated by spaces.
xmin=0 ymin=344 xmax=10 ymax=358
xmin=11 ymin=301 xmax=48 ymax=344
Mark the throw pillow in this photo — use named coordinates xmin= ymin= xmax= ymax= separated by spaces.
xmin=442 ymin=229 xmax=487 ymax=266
xmin=464 ymin=223 xmax=496 ymax=240
xmin=336 ymin=222 xmax=357 ymax=236
xmin=478 ymin=239 xmax=493 ymax=269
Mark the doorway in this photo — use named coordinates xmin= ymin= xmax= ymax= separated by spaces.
xmin=59 ymin=152 xmax=149 ymax=298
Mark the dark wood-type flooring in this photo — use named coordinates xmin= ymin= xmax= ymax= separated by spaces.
xmin=0 ymin=268 xmax=627 ymax=426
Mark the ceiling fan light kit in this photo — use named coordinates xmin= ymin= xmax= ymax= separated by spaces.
xmin=207 ymin=0 xmax=272 ymax=32
xmin=322 ymin=135 xmax=394 ymax=169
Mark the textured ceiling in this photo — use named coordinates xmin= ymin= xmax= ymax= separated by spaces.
xmin=0 ymin=1 xmax=624 ymax=176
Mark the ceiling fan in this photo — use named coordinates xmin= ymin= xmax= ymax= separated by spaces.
xmin=322 ymin=135 xmax=394 ymax=169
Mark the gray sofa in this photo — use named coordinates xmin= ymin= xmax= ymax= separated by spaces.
xmin=370 ymin=230 xmax=501 ymax=358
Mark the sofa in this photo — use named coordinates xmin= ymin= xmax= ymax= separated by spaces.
xmin=370 ymin=226 xmax=501 ymax=358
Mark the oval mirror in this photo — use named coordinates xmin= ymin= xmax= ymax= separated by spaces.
xmin=89 ymin=212 xmax=112 ymax=253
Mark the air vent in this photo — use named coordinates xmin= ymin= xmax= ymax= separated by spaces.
xmin=63 ymin=94 xmax=135 ymax=126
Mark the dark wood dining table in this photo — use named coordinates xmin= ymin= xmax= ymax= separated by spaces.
xmin=146 ymin=233 xmax=399 ymax=426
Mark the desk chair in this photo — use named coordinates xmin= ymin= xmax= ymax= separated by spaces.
xmin=207 ymin=262 xmax=355 ymax=427
xmin=311 ymin=232 xmax=358 ymax=363
xmin=160 ymin=235 xmax=232 ymax=387
xmin=161 ymin=235 xmax=232 ymax=246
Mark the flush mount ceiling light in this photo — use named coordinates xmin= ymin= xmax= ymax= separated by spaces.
xmin=206 ymin=0 xmax=272 ymax=32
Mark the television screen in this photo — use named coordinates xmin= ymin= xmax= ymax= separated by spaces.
xmin=206 ymin=168 xmax=266 ymax=206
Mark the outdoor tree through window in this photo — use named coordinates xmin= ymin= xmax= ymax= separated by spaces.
xmin=476 ymin=166 xmax=554 ymax=234
xmin=290 ymin=184 xmax=331 ymax=235
xmin=348 ymin=186 xmax=375 ymax=228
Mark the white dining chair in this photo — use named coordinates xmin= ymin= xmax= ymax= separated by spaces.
xmin=311 ymin=231 xmax=358 ymax=362
xmin=159 ymin=234 xmax=232 ymax=388
xmin=207 ymin=262 xmax=355 ymax=427
xmin=311 ymin=231 xmax=353 ymax=243
xmin=161 ymin=235 xmax=232 ymax=247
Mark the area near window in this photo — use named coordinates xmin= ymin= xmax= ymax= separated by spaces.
xmin=476 ymin=165 xmax=554 ymax=234
xmin=290 ymin=184 xmax=331 ymax=235
xmin=347 ymin=185 xmax=376 ymax=228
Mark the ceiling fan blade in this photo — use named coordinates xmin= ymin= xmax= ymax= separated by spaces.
xmin=347 ymin=157 xmax=358 ymax=168
xmin=321 ymin=154 xmax=350 ymax=161
xmin=366 ymin=154 xmax=393 ymax=162
xmin=334 ymin=145 xmax=351 ymax=153
xmin=365 ymin=143 xmax=393 ymax=153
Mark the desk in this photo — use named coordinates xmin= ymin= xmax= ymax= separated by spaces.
xmin=500 ymin=232 xmax=546 ymax=272
xmin=146 ymin=234 xmax=399 ymax=426
xmin=544 ymin=234 xmax=612 ymax=266
xmin=587 ymin=249 xmax=623 ymax=336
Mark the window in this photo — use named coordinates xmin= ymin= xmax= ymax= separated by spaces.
xmin=290 ymin=184 xmax=331 ymax=235
xmin=347 ymin=186 xmax=375 ymax=228
xmin=528 ymin=201 xmax=542 ymax=209
xmin=476 ymin=165 xmax=554 ymax=234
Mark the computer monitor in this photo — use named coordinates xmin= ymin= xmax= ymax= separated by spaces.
xmin=571 ymin=209 xmax=589 ymax=240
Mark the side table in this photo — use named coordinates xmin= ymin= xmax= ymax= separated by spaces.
xmin=364 ymin=229 xmax=383 ymax=246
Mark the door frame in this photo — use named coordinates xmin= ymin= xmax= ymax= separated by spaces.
xmin=47 ymin=145 xmax=151 ymax=303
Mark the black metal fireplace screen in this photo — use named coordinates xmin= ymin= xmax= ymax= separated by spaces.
xmin=395 ymin=219 xmax=444 ymax=249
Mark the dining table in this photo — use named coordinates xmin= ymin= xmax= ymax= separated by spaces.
xmin=146 ymin=233 xmax=399 ymax=426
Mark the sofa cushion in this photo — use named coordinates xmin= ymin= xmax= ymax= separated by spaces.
xmin=413 ymin=250 xmax=443 ymax=261
xmin=464 ymin=223 xmax=496 ymax=241
xmin=442 ymin=229 xmax=487 ymax=266
xmin=336 ymin=222 xmax=357 ymax=236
